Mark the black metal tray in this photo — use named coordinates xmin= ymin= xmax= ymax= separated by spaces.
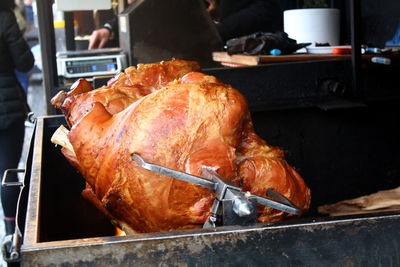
xmin=19 ymin=102 xmax=400 ymax=266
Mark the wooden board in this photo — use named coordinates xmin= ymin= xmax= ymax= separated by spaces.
xmin=212 ymin=51 xmax=355 ymax=66
xmin=318 ymin=186 xmax=400 ymax=216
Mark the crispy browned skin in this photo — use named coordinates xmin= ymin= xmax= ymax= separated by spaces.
xmin=51 ymin=59 xmax=201 ymax=127
xmin=58 ymin=67 xmax=310 ymax=233
xmin=234 ymin=113 xmax=311 ymax=222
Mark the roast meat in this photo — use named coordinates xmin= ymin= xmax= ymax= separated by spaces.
xmin=51 ymin=59 xmax=311 ymax=233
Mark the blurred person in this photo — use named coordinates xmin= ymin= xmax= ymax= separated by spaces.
xmin=88 ymin=0 xmax=282 ymax=49
xmin=0 ymin=0 xmax=34 ymax=235
xmin=14 ymin=0 xmax=31 ymax=94
xmin=13 ymin=0 xmax=27 ymax=34
xmin=206 ymin=0 xmax=282 ymax=41
xmin=88 ymin=0 xmax=136 ymax=49
xmin=24 ymin=0 xmax=35 ymax=34
xmin=88 ymin=16 xmax=118 ymax=49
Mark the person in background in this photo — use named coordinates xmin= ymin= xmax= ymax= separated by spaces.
xmin=24 ymin=0 xmax=35 ymax=34
xmin=13 ymin=0 xmax=31 ymax=94
xmin=0 ymin=0 xmax=34 ymax=235
xmin=206 ymin=0 xmax=282 ymax=42
xmin=88 ymin=0 xmax=136 ymax=50
xmin=88 ymin=16 xmax=118 ymax=49
xmin=88 ymin=0 xmax=282 ymax=49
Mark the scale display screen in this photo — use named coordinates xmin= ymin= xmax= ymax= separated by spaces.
xmin=66 ymin=58 xmax=118 ymax=74
xmin=57 ymin=50 xmax=127 ymax=80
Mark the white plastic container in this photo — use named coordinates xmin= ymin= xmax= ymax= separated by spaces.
xmin=284 ymin=8 xmax=340 ymax=46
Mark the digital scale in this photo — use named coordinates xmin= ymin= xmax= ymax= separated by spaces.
xmin=57 ymin=48 xmax=128 ymax=81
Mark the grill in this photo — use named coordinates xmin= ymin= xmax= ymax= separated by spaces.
xmin=12 ymin=95 xmax=400 ymax=266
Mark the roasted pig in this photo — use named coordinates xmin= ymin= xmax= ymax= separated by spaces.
xmin=51 ymin=59 xmax=311 ymax=233
xmin=51 ymin=59 xmax=201 ymax=127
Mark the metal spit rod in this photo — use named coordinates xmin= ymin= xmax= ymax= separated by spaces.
xmin=131 ymin=153 xmax=216 ymax=191
xmin=131 ymin=153 xmax=300 ymax=218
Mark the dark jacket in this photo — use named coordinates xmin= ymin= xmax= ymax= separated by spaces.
xmin=104 ymin=0 xmax=283 ymax=45
xmin=217 ymin=0 xmax=283 ymax=41
xmin=0 ymin=8 xmax=34 ymax=129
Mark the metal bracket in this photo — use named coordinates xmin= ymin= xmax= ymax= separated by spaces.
xmin=202 ymin=169 xmax=300 ymax=227
xmin=131 ymin=153 xmax=301 ymax=229
xmin=27 ymin=111 xmax=36 ymax=124
xmin=1 ymin=169 xmax=25 ymax=263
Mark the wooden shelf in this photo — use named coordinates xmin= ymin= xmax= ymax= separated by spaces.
xmin=212 ymin=51 xmax=385 ymax=66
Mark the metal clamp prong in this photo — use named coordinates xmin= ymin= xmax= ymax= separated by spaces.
xmin=130 ymin=153 xmax=302 ymax=228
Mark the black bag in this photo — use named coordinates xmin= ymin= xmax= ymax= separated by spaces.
xmin=226 ymin=32 xmax=311 ymax=55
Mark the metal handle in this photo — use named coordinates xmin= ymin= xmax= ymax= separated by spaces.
xmin=2 ymin=169 xmax=24 ymax=187
xmin=1 ymin=169 xmax=24 ymax=263
xmin=27 ymin=111 xmax=36 ymax=124
xmin=2 ymin=232 xmax=21 ymax=263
